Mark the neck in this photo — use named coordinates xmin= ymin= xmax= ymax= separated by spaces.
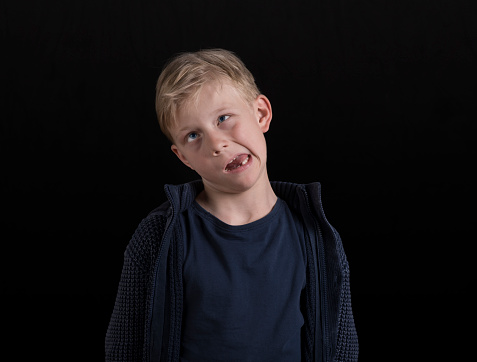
xmin=196 ymin=181 xmax=277 ymax=226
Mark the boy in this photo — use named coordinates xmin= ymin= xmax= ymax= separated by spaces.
xmin=106 ymin=49 xmax=358 ymax=361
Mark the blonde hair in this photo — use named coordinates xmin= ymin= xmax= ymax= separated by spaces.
xmin=155 ymin=49 xmax=261 ymax=142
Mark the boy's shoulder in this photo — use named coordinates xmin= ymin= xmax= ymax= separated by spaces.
xmin=147 ymin=199 xmax=172 ymax=219
xmin=135 ymin=200 xmax=172 ymax=240
xmin=124 ymin=200 xmax=172 ymax=263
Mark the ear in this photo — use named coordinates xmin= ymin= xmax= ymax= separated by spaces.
xmin=171 ymin=144 xmax=194 ymax=170
xmin=255 ymin=94 xmax=272 ymax=133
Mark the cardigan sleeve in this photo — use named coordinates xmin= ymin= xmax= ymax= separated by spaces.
xmin=334 ymin=234 xmax=359 ymax=361
xmin=105 ymin=213 xmax=167 ymax=361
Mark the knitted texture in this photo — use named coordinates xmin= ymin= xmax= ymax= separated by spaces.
xmin=334 ymin=268 xmax=359 ymax=361
xmin=332 ymin=228 xmax=359 ymax=361
xmin=105 ymin=214 xmax=167 ymax=361
xmin=165 ymin=227 xmax=184 ymax=361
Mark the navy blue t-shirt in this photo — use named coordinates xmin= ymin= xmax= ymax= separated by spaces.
xmin=179 ymin=198 xmax=306 ymax=361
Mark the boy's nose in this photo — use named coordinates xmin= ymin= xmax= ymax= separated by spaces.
xmin=207 ymin=133 xmax=228 ymax=156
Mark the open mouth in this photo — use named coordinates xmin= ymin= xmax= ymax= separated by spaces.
xmin=225 ymin=154 xmax=250 ymax=172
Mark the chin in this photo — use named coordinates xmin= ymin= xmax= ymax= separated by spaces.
xmin=225 ymin=176 xmax=263 ymax=194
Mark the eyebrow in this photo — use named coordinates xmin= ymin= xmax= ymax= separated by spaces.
xmin=212 ymin=107 xmax=229 ymax=115
xmin=177 ymin=125 xmax=193 ymax=133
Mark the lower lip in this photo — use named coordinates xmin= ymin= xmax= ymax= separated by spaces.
xmin=225 ymin=155 xmax=252 ymax=174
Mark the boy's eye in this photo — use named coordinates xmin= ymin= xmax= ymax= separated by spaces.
xmin=218 ymin=115 xmax=230 ymax=123
xmin=187 ymin=132 xmax=199 ymax=142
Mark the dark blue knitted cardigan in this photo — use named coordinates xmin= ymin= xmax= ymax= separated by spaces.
xmin=105 ymin=181 xmax=358 ymax=361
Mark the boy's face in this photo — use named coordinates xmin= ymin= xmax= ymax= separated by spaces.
xmin=169 ymin=80 xmax=272 ymax=196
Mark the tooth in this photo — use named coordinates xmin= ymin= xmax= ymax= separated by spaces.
xmin=242 ymin=156 xmax=249 ymax=165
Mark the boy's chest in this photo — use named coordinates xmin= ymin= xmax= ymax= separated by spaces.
xmin=181 ymin=200 xmax=307 ymax=301
xmin=183 ymin=226 xmax=306 ymax=301
xmin=179 ymin=201 xmax=307 ymax=359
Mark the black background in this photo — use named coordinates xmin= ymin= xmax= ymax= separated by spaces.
xmin=2 ymin=0 xmax=476 ymax=360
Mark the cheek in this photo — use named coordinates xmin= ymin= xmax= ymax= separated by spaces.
xmin=188 ymin=152 xmax=212 ymax=169
xmin=235 ymin=119 xmax=260 ymax=138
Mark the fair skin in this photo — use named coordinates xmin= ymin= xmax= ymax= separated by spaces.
xmin=169 ymin=80 xmax=277 ymax=226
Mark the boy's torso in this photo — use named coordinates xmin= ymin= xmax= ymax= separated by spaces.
xmin=179 ymin=198 xmax=307 ymax=361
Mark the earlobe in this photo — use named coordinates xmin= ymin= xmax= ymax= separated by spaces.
xmin=256 ymin=95 xmax=272 ymax=133
xmin=171 ymin=144 xmax=194 ymax=170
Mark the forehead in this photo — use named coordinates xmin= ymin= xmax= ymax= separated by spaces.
xmin=177 ymin=80 xmax=250 ymax=121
